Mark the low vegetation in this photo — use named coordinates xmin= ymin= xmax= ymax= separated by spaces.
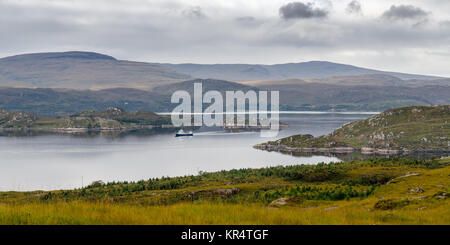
xmin=0 ymin=158 xmax=449 ymax=224
xmin=0 ymin=107 xmax=171 ymax=129
xmin=257 ymin=105 xmax=450 ymax=152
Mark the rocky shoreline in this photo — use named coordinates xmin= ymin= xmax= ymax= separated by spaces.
xmin=253 ymin=144 xmax=450 ymax=155
xmin=0 ymin=124 xmax=175 ymax=133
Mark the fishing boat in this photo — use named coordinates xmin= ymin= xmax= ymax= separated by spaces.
xmin=175 ymin=129 xmax=193 ymax=137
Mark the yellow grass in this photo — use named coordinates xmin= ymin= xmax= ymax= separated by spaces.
xmin=0 ymin=200 xmax=448 ymax=225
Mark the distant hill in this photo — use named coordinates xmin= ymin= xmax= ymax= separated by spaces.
xmin=0 ymin=87 xmax=168 ymax=117
xmin=241 ymin=75 xmax=450 ymax=88
xmin=257 ymin=82 xmax=450 ymax=111
xmin=153 ymin=78 xmax=256 ymax=95
xmin=256 ymin=105 xmax=450 ymax=153
xmin=306 ymin=74 xmax=450 ymax=87
xmin=1 ymin=81 xmax=450 ymax=117
xmin=0 ymin=51 xmax=191 ymax=90
xmin=156 ymin=61 xmax=443 ymax=81
xmin=309 ymin=74 xmax=405 ymax=87
xmin=1 ymin=51 xmax=447 ymax=91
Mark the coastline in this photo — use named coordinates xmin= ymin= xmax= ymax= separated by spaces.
xmin=253 ymin=144 xmax=450 ymax=155
xmin=0 ymin=124 xmax=175 ymax=133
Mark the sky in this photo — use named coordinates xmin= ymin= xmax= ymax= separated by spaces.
xmin=1 ymin=0 xmax=450 ymax=77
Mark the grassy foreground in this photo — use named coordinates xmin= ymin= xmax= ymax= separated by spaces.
xmin=0 ymin=158 xmax=449 ymax=225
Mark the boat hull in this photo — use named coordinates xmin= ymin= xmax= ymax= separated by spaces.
xmin=175 ymin=133 xmax=193 ymax=137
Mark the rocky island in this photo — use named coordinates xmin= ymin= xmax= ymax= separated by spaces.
xmin=0 ymin=107 xmax=172 ymax=132
xmin=255 ymin=105 xmax=450 ymax=154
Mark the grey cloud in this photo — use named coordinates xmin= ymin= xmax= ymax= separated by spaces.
xmin=439 ymin=21 xmax=450 ymax=28
xmin=234 ymin=16 xmax=264 ymax=28
xmin=0 ymin=0 xmax=450 ymax=76
xmin=346 ymin=1 xmax=362 ymax=14
xmin=279 ymin=2 xmax=328 ymax=20
xmin=382 ymin=5 xmax=429 ymax=21
xmin=182 ymin=6 xmax=207 ymax=19
xmin=236 ymin=16 xmax=255 ymax=22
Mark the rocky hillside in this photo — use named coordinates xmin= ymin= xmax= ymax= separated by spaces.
xmin=0 ymin=110 xmax=37 ymax=128
xmin=256 ymin=105 xmax=450 ymax=153
xmin=0 ymin=107 xmax=171 ymax=129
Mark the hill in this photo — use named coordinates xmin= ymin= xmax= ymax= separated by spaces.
xmin=157 ymin=61 xmax=443 ymax=81
xmin=256 ymin=105 xmax=450 ymax=153
xmin=258 ymin=83 xmax=450 ymax=111
xmin=309 ymin=74 xmax=406 ymax=87
xmin=0 ymin=51 xmax=191 ymax=90
xmin=248 ymin=75 xmax=450 ymax=88
xmin=0 ymin=107 xmax=171 ymax=130
xmin=0 ymin=87 xmax=170 ymax=117
xmin=1 ymin=51 xmax=447 ymax=91
xmin=1 ymin=82 xmax=450 ymax=117
xmin=153 ymin=78 xmax=256 ymax=95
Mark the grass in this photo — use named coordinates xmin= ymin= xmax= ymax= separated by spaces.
xmin=0 ymin=158 xmax=449 ymax=225
xmin=1 ymin=200 xmax=448 ymax=225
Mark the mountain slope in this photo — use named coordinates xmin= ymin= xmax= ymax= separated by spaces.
xmin=0 ymin=51 xmax=191 ymax=90
xmin=259 ymin=83 xmax=450 ymax=111
xmin=152 ymin=78 xmax=257 ymax=95
xmin=157 ymin=61 xmax=443 ymax=81
xmin=256 ymin=105 xmax=450 ymax=152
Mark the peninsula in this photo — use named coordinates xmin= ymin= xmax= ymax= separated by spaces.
xmin=255 ymin=105 xmax=450 ymax=154
xmin=0 ymin=107 xmax=172 ymax=132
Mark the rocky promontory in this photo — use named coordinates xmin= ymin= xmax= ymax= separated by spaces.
xmin=255 ymin=105 xmax=450 ymax=154
xmin=0 ymin=107 xmax=172 ymax=131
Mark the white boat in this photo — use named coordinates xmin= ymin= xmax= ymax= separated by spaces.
xmin=175 ymin=129 xmax=193 ymax=137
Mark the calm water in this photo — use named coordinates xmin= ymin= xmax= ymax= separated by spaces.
xmin=0 ymin=113 xmax=374 ymax=191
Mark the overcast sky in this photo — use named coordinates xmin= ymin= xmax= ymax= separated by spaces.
xmin=1 ymin=0 xmax=450 ymax=76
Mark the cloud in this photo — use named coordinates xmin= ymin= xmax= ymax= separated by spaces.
xmin=346 ymin=1 xmax=362 ymax=15
xmin=182 ymin=6 xmax=207 ymax=19
xmin=0 ymin=0 xmax=450 ymax=76
xmin=236 ymin=16 xmax=255 ymax=22
xmin=381 ymin=5 xmax=429 ymax=21
xmin=234 ymin=16 xmax=263 ymax=28
xmin=279 ymin=2 xmax=328 ymax=20
xmin=439 ymin=21 xmax=450 ymax=28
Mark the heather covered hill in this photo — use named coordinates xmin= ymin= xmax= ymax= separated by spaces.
xmin=157 ymin=61 xmax=442 ymax=81
xmin=256 ymin=105 xmax=450 ymax=152
xmin=0 ymin=51 xmax=191 ymax=90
